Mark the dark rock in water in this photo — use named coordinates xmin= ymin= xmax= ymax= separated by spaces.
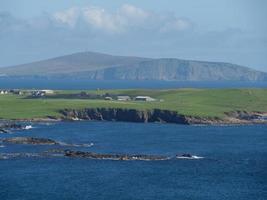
xmin=1 ymin=137 xmax=58 ymax=145
xmin=0 ymin=151 xmax=63 ymax=159
xmin=0 ymin=149 xmax=170 ymax=161
xmin=180 ymin=154 xmax=193 ymax=158
xmin=64 ymin=150 xmax=169 ymax=161
xmin=1 ymin=137 xmax=94 ymax=147
xmin=176 ymin=153 xmax=204 ymax=159
xmin=0 ymin=123 xmax=24 ymax=133
xmin=0 ymin=152 xmax=42 ymax=159
xmin=0 ymin=123 xmax=23 ymax=129
xmin=0 ymin=129 xmax=9 ymax=134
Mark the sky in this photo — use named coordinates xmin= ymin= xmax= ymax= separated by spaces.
xmin=0 ymin=0 xmax=266 ymax=71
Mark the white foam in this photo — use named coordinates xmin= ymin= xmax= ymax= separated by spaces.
xmin=24 ymin=125 xmax=33 ymax=130
xmin=58 ymin=141 xmax=68 ymax=146
xmin=191 ymin=155 xmax=204 ymax=159
xmin=58 ymin=141 xmax=94 ymax=147
xmin=81 ymin=143 xmax=94 ymax=147
xmin=176 ymin=155 xmax=204 ymax=159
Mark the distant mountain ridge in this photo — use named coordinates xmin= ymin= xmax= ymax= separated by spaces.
xmin=0 ymin=51 xmax=266 ymax=81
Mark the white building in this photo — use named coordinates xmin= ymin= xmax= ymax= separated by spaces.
xmin=135 ymin=96 xmax=156 ymax=102
xmin=0 ymin=90 xmax=8 ymax=94
xmin=105 ymin=97 xmax=113 ymax=101
xmin=41 ymin=90 xmax=54 ymax=94
xmin=117 ymin=96 xmax=131 ymax=101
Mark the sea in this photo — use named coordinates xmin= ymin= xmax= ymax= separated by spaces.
xmin=0 ymin=78 xmax=266 ymax=199
xmin=0 ymin=77 xmax=267 ymax=89
xmin=0 ymin=121 xmax=266 ymax=200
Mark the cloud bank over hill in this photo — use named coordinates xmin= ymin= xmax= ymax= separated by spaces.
xmin=0 ymin=2 xmax=266 ymax=71
xmin=0 ymin=4 xmax=192 ymax=34
xmin=1 ymin=51 xmax=266 ymax=81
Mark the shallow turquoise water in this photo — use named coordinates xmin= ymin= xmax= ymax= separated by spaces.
xmin=0 ymin=122 xmax=266 ymax=200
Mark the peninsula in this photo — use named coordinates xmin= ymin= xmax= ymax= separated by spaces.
xmin=0 ymin=88 xmax=267 ymax=125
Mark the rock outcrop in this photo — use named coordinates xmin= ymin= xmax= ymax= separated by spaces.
xmin=0 ymin=136 xmax=201 ymax=161
xmin=0 ymin=123 xmax=24 ymax=133
xmin=60 ymin=108 xmax=189 ymax=124
xmin=1 ymin=137 xmax=58 ymax=145
xmin=64 ymin=150 xmax=169 ymax=161
xmin=0 ymin=150 xmax=172 ymax=161
xmin=0 ymin=149 xmax=204 ymax=161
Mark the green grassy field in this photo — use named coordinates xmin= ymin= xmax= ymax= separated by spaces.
xmin=0 ymin=89 xmax=267 ymax=120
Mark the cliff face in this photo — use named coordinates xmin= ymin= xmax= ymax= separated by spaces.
xmin=84 ymin=59 xmax=267 ymax=81
xmin=59 ymin=108 xmax=267 ymax=125
xmin=60 ymin=108 xmax=190 ymax=124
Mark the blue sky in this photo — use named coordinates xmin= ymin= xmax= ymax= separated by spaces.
xmin=0 ymin=0 xmax=266 ymax=71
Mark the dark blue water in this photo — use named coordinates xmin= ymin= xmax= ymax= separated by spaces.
xmin=0 ymin=77 xmax=267 ymax=89
xmin=0 ymin=122 xmax=266 ymax=200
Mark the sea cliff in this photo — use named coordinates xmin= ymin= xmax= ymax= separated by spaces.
xmin=59 ymin=108 xmax=267 ymax=125
xmin=60 ymin=108 xmax=189 ymax=124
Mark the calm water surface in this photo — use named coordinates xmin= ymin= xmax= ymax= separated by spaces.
xmin=1 ymin=78 xmax=267 ymax=89
xmin=0 ymin=122 xmax=266 ymax=200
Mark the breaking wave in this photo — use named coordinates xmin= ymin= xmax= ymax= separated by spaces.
xmin=24 ymin=125 xmax=34 ymax=130
xmin=176 ymin=155 xmax=204 ymax=160
xmin=58 ymin=141 xmax=94 ymax=147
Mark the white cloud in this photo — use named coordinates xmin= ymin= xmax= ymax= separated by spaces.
xmin=51 ymin=4 xmax=192 ymax=34
xmin=119 ymin=4 xmax=150 ymax=22
xmin=53 ymin=7 xmax=80 ymax=27
xmin=82 ymin=6 xmax=124 ymax=33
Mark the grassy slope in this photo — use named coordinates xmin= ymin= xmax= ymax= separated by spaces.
xmin=0 ymin=89 xmax=267 ymax=120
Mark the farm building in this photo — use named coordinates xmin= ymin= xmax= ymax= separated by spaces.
xmin=0 ymin=90 xmax=8 ymax=94
xmin=41 ymin=90 xmax=54 ymax=94
xmin=117 ymin=96 xmax=131 ymax=101
xmin=135 ymin=96 xmax=156 ymax=102
xmin=105 ymin=97 xmax=113 ymax=100
xmin=32 ymin=90 xmax=54 ymax=97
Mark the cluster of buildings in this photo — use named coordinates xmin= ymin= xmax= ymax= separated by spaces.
xmin=0 ymin=90 xmax=8 ymax=94
xmin=0 ymin=89 xmax=24 ymax=95
xmin=1 ymin=88 xmax=159 ymax=102
xmin=0 ymin=89 xmax=54 ymax=97
xmin=105 ymin=95 xmax=157 ymax=102
xmin=31 ymin=90 xmax=54 ymax=97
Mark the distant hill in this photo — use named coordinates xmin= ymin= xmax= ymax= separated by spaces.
xmin=0 ymin=51 xmax=266 ymax=81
